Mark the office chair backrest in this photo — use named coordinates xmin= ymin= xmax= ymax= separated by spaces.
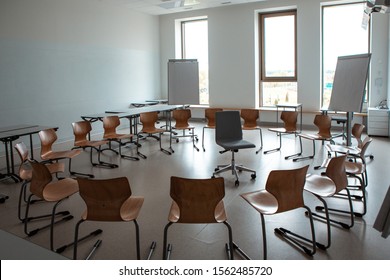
xmin=39 ymin=129 xmax=58 ymax=157
xmin=281 ymin=111 xmax=298 ymax=132
xmin=170 ymin=176 xmax=225 ymax=224
xmin=265 ymin=165 xmax=309 ymax=213
xmin=325 ymin=154 xmax=348 ymax=193
xmin=72 ymin=121 xmax=92 ymax=143
xmin=313 ymin=114 xmax=332 ymax=138
xmin=77 ymin=177 xmax=132 ymax=221
xmin=215 ymin=111 xmax=243 ymax=142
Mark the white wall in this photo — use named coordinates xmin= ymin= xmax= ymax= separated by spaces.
xmin=0 ymin=0 xmax=160 ymax=151
xmin=159 ymin=0 xmax=389 ymax=123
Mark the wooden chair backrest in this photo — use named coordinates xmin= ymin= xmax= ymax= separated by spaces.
xmin=140 ymin=112 xmax=159 ymax=131
xmin=102 ymin=116 xmax=121 ymax=137
xmin=205 ymin=108 xmax=223 ymax=127
xmin=265 ymin=165 xmax=309 ymax=213
xmin=313 ymin=114 xmax=332 ymax=138
xmin=325 ymin=155 xmax=348 ymax=193
xmin=39 ymin=129 xmax=57 ymax=157
xmin=241 ymin=109 xmax=259 ymax=128
xmin=72 ymin=121 xmax=92 ymax=143
xmin=281 ymin=111 xmax=298 ymax=132
xmin=29 ymin=161 xmax=53 ymax=199
xmin=77 ymin=177 xmax=132 ymax=221
xmin=170 ymin=176 xmax=225 ymax=223
xmin=173 ymin=109 xmax=191 ymax=128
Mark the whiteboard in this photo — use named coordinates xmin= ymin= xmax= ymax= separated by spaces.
xmin=168 ymin=59 xmax=199 ymax=105
xmin=328 ymin=53 xmax=371 ymax=112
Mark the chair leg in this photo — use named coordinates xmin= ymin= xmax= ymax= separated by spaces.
xmin=133 ymin=220 xmax=141 ymax=260
xmin=223 ymin=221 xmax=234 ymax=260
xmin=202 ymin=127 xmax=206 ymax=151
xmin=69 ymin=158 xmax=94 ymax=178
xmin=91 ymin=147 xmax=119 ymax=168
xmin=163 ymin=222 xmax=173 ymax=260
xmin=24 ymin=195 xmax=72 ymax=237
xmin=72 ymin=220 xmax=104 ymax=259
xmin=274 ymin=206 xmax=316 ymax=257
xmin=285 ymin=134 xmax=303 ymax=160
xmin=316 ymin=188 xmax=356 ymax=227
xmin=292 ymin=138 xmax=315 ymax=162
xmin=263 ymin=132 xmax=282 ymax=154
xmin=256 ymin=129 xmax=263 ymax=154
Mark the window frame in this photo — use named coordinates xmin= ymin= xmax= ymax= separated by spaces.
xmin=259 ymin=10 xmax=297 ymax=83
xmin=321 ymin=2 xmax=371 ymax=109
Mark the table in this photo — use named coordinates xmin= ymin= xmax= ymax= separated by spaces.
xmin=276 ymin=103 xmax=303 ymax=133
xmin=130 ymin=101 xmax=159 ymax=107
xmin=81 ymin=104 xmax=185 ymax=153
xmin=0 ymin=125 xmax=58 ymax=182
xmin=0 ymin=229 xmax=68 ymax=260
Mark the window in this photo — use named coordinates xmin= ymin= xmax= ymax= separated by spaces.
xmin=322 ymin=2 xmax=370 ymax=109
xmin=260 ymin=10 xmax=297 ymax=106
xmin=181 ymin=18 xmax=209 ymax=105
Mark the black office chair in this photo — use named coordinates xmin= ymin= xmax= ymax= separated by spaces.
xmin=212 ymin=111 xmax=256 ymax=186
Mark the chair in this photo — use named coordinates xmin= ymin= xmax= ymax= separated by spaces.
xmin=202 ymin=108 xmax=223 ymax=151
xmin=72 ymin=120 xmax=118 ymax=169
xmin=136 ymin=111 xmax=172 ymax=159
xmin=212 ymin=111 xmax=256 ymax=186
xmin=38 ymin=128 xmax=85 ymax=177
xmin=343 ymin=137 xmax=373 ymax=217
xmin=291 ymin=114 xmax=334 ymax=161
xmin=14 ymin=142 xmax=65 ymax=221
xmin=172 ymin=109 xmax=199 ymax=151
xmin=240 ymin=109 xmax=263 ymax=154
xmin=263 ymin=111 xmax=302 ymax=159
xmin=326 ymin=123 xmax=374 ymax=160
xmin=24 ymin=161 xmax=79 ymax=251
xmin=163 ymin=176 xmax=234 ymax=260
xmin=304 ymin=154 xmax=353 ymax=250
xmin=102 ymin=115 xmax=139 ymax=161
xmin=238 ymin=165 xmax=315 ymax=260
xmin=73 ymin=177 xmax=144 ymax=260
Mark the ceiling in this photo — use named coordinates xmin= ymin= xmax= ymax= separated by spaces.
xmin=97 ymin=0 xmax=267 ymax=15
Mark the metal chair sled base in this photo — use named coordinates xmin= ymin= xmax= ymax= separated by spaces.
xmin=172 ymin=129 xmax=199 ymax=152
xmin=73 ymin=219 xmax=146 ymax=260
xmin=233 ymin=207 xmax=316 ymax=260
xmin=23 ymin=196 xmax=84 ymax=252
xmin=163 ymin=221 xmax=234 ymax=260
xmin=263 ymin=132 xmax=302 ymax=160
xmin=136 ymin=132 xmax=172 ymax=159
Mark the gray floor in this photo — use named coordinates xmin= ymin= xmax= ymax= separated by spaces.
xmin=0 ymin=120 xmax=389 ymax=260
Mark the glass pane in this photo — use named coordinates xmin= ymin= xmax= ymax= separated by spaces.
xmin=322 ymin=3 xmax=369 ymax=108
xmin=182 ymin=20 xmax=209 ymax=105
xmin=264 ymin=15 xmax=295 ymax=77
xmin=262 ymin=82 xmax=297 ymax=106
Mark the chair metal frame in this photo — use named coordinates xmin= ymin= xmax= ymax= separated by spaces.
xmin=263 ymin=111 xmax=302 ymax=159
xmin=240 ymin=109 xmax=263 ymax=154
xmin=172 ymin=109 xmax=199 ymax=151
xmin=72 ymin=120 xmax=118 ymax=169
xmin=102 ymin=115 xmax=139 ymax=161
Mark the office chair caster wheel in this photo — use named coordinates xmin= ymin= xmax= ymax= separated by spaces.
xmin=235 ymin=180 xmax=239 ymax=186
xmin=176 ymin=139 xmax=179 ymax=143
xmin=251 ymin=174 xmax=256 ymax=179
xmin=370 ymin=155 xmax=374 ymax=159
xmin=211 ymin=175 xmax=215 ymax=179
xmin=214 ymin=168 xmax=219 ymax=172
